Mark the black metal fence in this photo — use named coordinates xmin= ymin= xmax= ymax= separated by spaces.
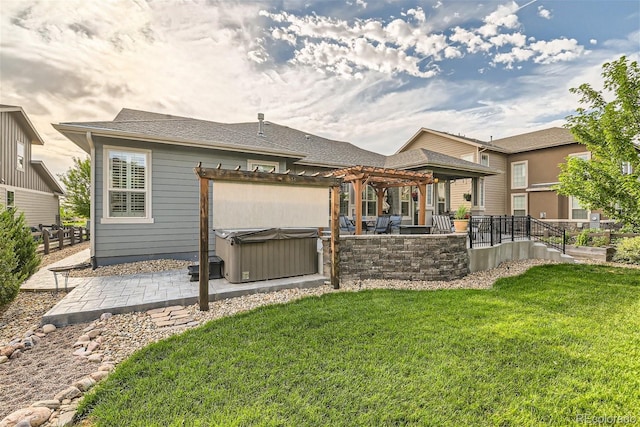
xmin=468 ymin=215 xmax=566 ymax=253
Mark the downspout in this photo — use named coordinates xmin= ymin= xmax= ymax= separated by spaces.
xmin=85 ymin=131 xmax=96 ymax=266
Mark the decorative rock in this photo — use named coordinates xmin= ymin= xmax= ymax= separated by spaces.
xmin=15 ymin=420 xmax=31 ymax=427
xmin=72 ymin=348 xmax=89 ymax=357
xmin=82 ymin=324 xmax=95 ymax=333
xmin=76 ymin=335 xmax=90 ymax=343
xmin=98 ymin=363 xmax=114 ymax=372
xmin=0 ymin=406 xmax=52 ymax=427
xmin=73 ymin=377 xmax=96 ymax=392
xmin=86 ymin=341 xmax=100 ymax=352
xmin=9 ymin=349 xmax=22 ymax=359
xmin=72 ymin=341 xmax=86 ymax=348
xmin=24 ymin=330 xmax=35 ymax=338
xmin=87 ymin=329 xmax=102 ymax=339
xmin=99 ymin=313 xmax=113 ymax=321
xmin=0 ymin=355 xmax=8 ymax=364
xmin=31 ymin=400 xmax=61 ymax=410
xmin=87 ymin=353 xmax=103 ymax=363
xmin=42 ymin=324 xmax=56 ymax=334
xmin=55 ymin=411 xmax=75 ymax=427
xmin=54 ymin=386 xmax=81 ymax=402
xmin=90 ymin=371 xmax=110 ymax=381
xmin=35 ymin=332 xmax=46 ymax=338
xmin=0 ymin=345 xmax=14 ymax=357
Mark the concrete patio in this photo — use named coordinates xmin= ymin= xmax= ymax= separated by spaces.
xmin=23 ymin=249 xmax=327 ymax=326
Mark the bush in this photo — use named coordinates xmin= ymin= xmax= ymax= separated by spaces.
xmin=0 ymin=227 xmax=19 ymax=306
xmin=0 ymin=206 xmax=40 ymax=281
xmin=613 ymin=237 xmax=640 ymax=264
xmin=574 ymin=228 xmax=609 ymax=247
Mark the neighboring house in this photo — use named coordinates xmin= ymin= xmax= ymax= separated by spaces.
xmin=397 ymin=127 xmax=601 ymax=228
xmin=0 ymin=105 xmax=64 ymax=227
xmin=54 ymin=108 xmax=498 ymax=265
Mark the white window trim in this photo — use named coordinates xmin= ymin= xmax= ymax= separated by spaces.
xmin=247 ymin=159 xmax=279 ymax=173
xmin=17 ymin=141 xmax=25 ymax=172
xmin=511 ymin=193 xmax=528 ymax=216
xmin=101 ymin=146 xmax=154 ymax=224
xmin=473 ymin=178 xmax=485 ymax=209
xmin=480 ymin=152 xmax=489 ymax=167
xmin=511 ymin=160 xmax=528 ymax=189
xmin=569 ymin=196 xmax=590 ymax=221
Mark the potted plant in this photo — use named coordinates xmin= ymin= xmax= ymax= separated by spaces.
xmin=453 ymin=205 xmax=469 ymax=232
xmin=463 ymin=192 xmax=472 ymax=202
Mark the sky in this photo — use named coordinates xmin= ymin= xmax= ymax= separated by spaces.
xmin=1 ymin=0 xmax=639 ymax=181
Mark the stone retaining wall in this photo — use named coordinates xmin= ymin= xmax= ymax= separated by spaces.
xmin=322 ymin=234 xmax=469 ymax=282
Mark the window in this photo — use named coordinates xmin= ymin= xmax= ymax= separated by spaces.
xmin=361 ymin=185 xmax=377 ymax=217
xmin=426 ymin=183 xmax=433 ymax=207
xmin=511 ymin=161 xmax=527 ymax=189
xmin=567 ymin=152 xmax=590 ymax=220
xmin=7 ymin=191 xmax=15 ymax=207
xmin=247 ymin=160 xmax=279 ymax=173
xmin=103 ymin=148 xmax=152 ymax=223
xmin=461 ymin=153 xmax=474 ymax=162
xmin=17 ymin=141 xmax=25 ymax=171
xmin=437 ymin=182 xmax=447 ymax=214
xmin=512 ymin=194 xmax=527 ymax=216
xmin=570 ymin=196 xmax=588 ymax=220
xmin=473 ymin=178 xmax=485 ymax=207
xmin=400 ymin=186 xmax=411 ymax=217
xmin=480 ymin=153 xmax=489 ymax=166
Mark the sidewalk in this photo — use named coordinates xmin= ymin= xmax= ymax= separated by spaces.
xmin=30 ymin=250 xmax=327 ymax=327
xmin=21 ymin=249 xmax=92 ymax=292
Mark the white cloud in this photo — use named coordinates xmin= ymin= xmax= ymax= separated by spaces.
xmin=450 ymin=27 xmax=492 ymax=54
xmin=530 ymin=38 xmax=585 ymax=64
xmin=537 ymin=6 xmax=552 ymax=19
xmin=493 ymin=47 xmax=535 ymax=68
xmin=590 ymin=39 xmax=598 ymax=45
xmin=489 ymin=32 xmax=526 ymax=47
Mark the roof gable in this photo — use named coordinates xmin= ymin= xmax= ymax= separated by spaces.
xmin=0 ymin=104 xmax=45 ymax=145
xmin=490 ymin=127 xmax=577 ymax=152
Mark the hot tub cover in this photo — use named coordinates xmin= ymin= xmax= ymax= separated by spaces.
xmin=215 ymin=228 xmax=318 ymax=244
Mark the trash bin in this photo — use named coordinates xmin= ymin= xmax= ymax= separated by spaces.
xmin=215 ymin=228 xmax=318 ymax=283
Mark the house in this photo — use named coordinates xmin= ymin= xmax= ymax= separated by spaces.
xmin=0 ymin=105 xmax=64 ymax=227
xmin=54 ymin=108 xmax=498 ymax=266
xmin=396 ymin=127 xmax=600 ymax=228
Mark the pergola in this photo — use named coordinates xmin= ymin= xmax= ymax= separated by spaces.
xmin=329 ymin=165 xmax=434 ymax=235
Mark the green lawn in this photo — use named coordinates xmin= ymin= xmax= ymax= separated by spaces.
xmin=78 ymin=264 xmax=640 ymax=426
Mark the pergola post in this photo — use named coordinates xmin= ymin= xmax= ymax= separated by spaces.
xmin=198 ymin=176 xmax=210 ymax=311
xmin=417 ymin=182 xmax=427 ymax=225
xmin=354 ymin=179 xmax=363 ymax=235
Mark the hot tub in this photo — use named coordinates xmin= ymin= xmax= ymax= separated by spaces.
xmin=215 ymin=228 xmax=319 ymax=283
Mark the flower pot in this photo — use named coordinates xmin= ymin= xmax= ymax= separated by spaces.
xmin=453 ymin=219 xmax=469 ymax=233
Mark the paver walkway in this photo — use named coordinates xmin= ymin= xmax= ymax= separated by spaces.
xmin=22 ymin=249 xmax=92 ymax=292
xmin=30 ymin=250 xmax=326 ymax=326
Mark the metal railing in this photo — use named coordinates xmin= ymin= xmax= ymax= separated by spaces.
xmin=468 ymin=215 xmax=565 ymax=253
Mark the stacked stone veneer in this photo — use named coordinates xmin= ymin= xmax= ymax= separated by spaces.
xmin=323 ymin=234 xmax=469 ymax=281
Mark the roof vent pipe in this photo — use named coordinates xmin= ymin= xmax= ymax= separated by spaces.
xmin=258 ymin=113 xmax=265 ymax=136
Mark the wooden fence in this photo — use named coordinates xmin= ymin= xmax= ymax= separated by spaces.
xmin=33 ymin=226 xmax=90 ymax=255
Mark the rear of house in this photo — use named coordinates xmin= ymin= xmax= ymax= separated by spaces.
xmin=0 ymin=105 xmax=63 ymax=227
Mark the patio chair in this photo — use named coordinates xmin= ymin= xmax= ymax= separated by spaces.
xmin=472 ymin=216 xmax=492 ymax=240
xmin=432 ymin=215 xmax=453 ymax=234
xmin=389 ymin=215 xmax=402 ymax=233
xmin=373 ymin=215 xmax=392 ymax=234
xmin=339 ymin=215 xmax=355 ymax=234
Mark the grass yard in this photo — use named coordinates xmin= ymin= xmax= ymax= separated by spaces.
xmin=78 ymin=264 xmax=640 ymax=426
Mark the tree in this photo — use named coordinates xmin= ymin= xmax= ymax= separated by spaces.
xmin=556 ymin=56 xmax=640 ymax=230
xmin=59 ymin=157 xmax=91 ymax=218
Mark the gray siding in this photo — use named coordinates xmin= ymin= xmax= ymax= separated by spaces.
xmin=0 ymin=112 xmax=53 ymax=193
xmin=93 ymin=137 xmax=288 ymax=265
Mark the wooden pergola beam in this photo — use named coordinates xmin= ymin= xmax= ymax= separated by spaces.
xmin=196 ymin=166 xmax=343 ymax=187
